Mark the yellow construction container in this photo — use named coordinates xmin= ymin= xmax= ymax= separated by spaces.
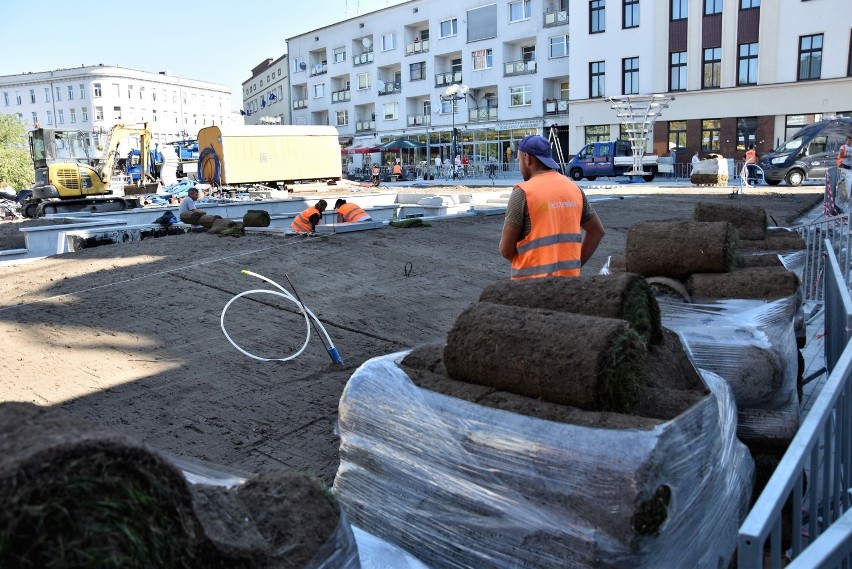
xmin=196 ymin=125 xmax=341 ymax=185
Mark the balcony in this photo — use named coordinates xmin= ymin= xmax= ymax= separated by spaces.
xmin=378 ymin=82 xmax=401 ymax=96
xmin=504 ymin=60 xmax=537 ymax=77
xmin=543 ymin=9 xmax=569 ymax=27
xmin=353 ymin=51 xmax=374 ymax=66
xmin=355 ymin=120 xmax=376 ymax=133
xmin=331 ymin=89 xmax=351 ymax=103
xmin=469 ymin=108 xmax=498 ymax=122
xmin=407 ymin=114 xmax=431 ymax=127
xmin=309 ymin=63 xmax=328 ymax=77
xmin=544 ymin=99 xmax=569 ymax=115
xmin=293 ymin=99 xmax=308 ymax=110
xmin=435 ymin=71 xmax=463 ymax=88
xmin=405 ymin=39 xmax=430 ymax=56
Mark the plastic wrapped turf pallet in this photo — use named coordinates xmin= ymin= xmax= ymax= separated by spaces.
xmin=657 ymin=296 xmax=800 ymax=451
xmin=333 ymin=352 xmax=754 ymax=569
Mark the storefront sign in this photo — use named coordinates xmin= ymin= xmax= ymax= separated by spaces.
xmin=497 ymin=120 xmax=543 ymax=131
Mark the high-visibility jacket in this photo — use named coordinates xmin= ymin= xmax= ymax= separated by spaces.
xmin=291 ymin=206 xmax=321 ymax=232
xmin=392 ymin=164 xmax=403 ymax=175
xmin=744 ymin=149 xmax=757 ymax=164
xmin=337 ymin=203 xmax=370 ymax=222
xmin=511 ymin=171 xmax=583 ymax=279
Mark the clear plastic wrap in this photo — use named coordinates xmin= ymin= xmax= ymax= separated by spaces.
xmin=334 ymin=351 xmax=754 ymax=568
xmin=658 ymin=295 xmax=801 ymax=450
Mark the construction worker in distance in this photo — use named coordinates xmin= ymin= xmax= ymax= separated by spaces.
xmin=291 ymin=200 xmax=327 ymax=233
xmin=371 ymin=164 xmax=381 ymax=186
xmin=392 ymin=161 xmax=403 ymax=179
xmin=499 ymin=135 xmax=605 ymax=279
xmin=744 ymin=144 xmax=759 ymax=186
xmin=334 ymin=199 xmax=372 ymax=223
xmin=837 ymin=136 xmax=852 ymax=205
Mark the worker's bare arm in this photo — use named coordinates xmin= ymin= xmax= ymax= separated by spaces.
xmin=499 ymin=221 xmax=522 ymax=261
xmin=580 ymin=214 xmax=605 ymax=266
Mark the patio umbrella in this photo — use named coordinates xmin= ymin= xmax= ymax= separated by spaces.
xmin=341 ymin=145 xmax=380 ymax=155
xmin=378 ymin=137 xmax=424 ymax=165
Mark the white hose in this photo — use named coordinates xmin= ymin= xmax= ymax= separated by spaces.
xmin=220 ymin=270 xmax=338 ymax=362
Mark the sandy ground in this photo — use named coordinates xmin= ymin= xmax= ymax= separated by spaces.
xmin=0 ymin=184 xmax=824 ymax=485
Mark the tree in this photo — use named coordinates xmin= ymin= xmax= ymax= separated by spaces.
xmin=0 ymin=113 xmax=34 ymax=192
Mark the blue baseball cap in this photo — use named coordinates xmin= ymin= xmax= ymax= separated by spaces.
xmin=518 ymin=135 xmax=559 ymax=170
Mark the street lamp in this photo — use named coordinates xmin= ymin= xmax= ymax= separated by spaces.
xmin=441 ymin=83 xmax=469 ymax=179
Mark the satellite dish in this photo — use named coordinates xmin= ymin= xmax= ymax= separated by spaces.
xmin=299 ymin=61 xmax=307 ymax=70
xmin=376 ymin=80 xmax=385 ymax=91
xmin=362 ymin=37 xmax=372 ymax=48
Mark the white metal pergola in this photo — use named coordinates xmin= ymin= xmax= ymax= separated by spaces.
xmin=607 ymin=95 xmax=674 ymax=176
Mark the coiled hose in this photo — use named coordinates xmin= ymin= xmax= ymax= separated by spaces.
xmin=220 ymin=270 xmax=343 ymax=364
xmin=197 ymin=145 xmax=221 ymax=185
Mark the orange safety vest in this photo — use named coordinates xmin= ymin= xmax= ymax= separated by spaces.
xmin=337 ymin=202 xmax=369 ymax=222
xmin=392 ymin=164 xmax=403 ymax=175
xmin=744 ymin=148 xmax=757 ymax=164
xmin=511 ymin=171 xmax=583 ymax=279
xmin=291 ymin=206 xmax=321 ymax=232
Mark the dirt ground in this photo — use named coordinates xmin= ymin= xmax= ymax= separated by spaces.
xmin=0 ymin=185 xmax=823 ymax=485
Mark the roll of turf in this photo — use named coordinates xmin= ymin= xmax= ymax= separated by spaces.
xmin=693 ymin=202 xmax=768 ymax=240
xmin=243 ymin=210 xmax=271 ymax=227
xmin=626 ymin=221 xmax=738 ymax=280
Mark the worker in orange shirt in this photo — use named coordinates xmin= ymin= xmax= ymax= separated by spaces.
xmin=334 ymin=199 xmax=372 ymax=223
xmin=744 ymin=144 xmax=759 ymax=186
xmin=291 ymin=200 xmax=327 ymax=233
xmin=392 ymin=161 xmax=403 ymax=179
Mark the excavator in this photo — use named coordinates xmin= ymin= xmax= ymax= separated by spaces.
xmin=20 ymin=122 xmax=155 ymax=218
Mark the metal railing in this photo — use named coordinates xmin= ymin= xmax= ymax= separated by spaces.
xmin=543 ymin=9 xmax=568 ymax=26
xmin=737 ymin=242 xmax=852 ymax=568
xmin=504 ymin=59 xmax=537 ymax=76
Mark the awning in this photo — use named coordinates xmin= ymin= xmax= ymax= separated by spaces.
xmin=341 ymin=145 xmax=380 ymax=155
xmin=339 ymin=136 xmax=354 ymax=146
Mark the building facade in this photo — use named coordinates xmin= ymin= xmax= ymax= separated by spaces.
xmin=242 ymin=56 xmax=291 ymax=125
xmin=281 ymin=0 xmax=851 ymax=169
xmin=0 ymin=65 xmax=238 ymax=156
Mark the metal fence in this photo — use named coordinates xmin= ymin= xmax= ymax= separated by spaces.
xmin=738 ymin=242 xmax=852 ymax=568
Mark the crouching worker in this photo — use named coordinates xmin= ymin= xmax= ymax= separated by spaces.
xmin=291 ymin=199 xmax=327 ymax=233
xmin=334 ymin=199 xmax=372 ymax=223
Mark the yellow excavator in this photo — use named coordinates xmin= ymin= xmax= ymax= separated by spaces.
xmin=21 ymin=122 xmax=154 ymax=218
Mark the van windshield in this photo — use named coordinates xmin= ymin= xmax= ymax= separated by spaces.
xmin=774 ymin=133 xmax=807 ymax=153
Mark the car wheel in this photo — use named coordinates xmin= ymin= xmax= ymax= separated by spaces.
xmin=570 ymin=169 xmax=584 ymax=181
xmin=785 ymin=169 xmax=804 ymax=187
xmin=765 ymin=179 xmax=781 ymax=186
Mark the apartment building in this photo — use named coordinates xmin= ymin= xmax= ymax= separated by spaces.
xmin=242 ymin=56 xmax=290 ymax=125
xmin=0 ymin=65 xmax=236 ymax=154
xmin=281 ymin=0 xmax=851 ymax=167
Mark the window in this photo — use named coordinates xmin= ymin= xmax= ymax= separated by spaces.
xmin=336 ymin=110 xmax=348 ymax=126
xmin=559 ymin=81 xmax=570 ymax=100
xmin=590 ymin=0 xmax=605 ymax=33
xmin=44 ymin=87 xmax=50 ymax=102
xmin=670 ymin=51 xmax=687 ymax=91
xmin=704 ymin=0 xmax=722 ymax=15
xmin=57 ymin=109 xmax=64 ymax=125
xmin=70 ymin=108 xmax=76 ymax=123
xmin=509 ymin=0 xmax=531 ymax=22
xmin=127 ymin=84 xmax=133 ymax=98
xmin=703 ymin=47 xmax=722 ymax=88
xmin=15 ymin=91 xmax=21 ymax=105
xmin=737 ymin=43 xmax=758 ymax=85
xmin=381 ymin=33 xmax=396 ymax=51
xmin=67 ymin=85 xmax=74 ymax=100
xmin=509 ymin=85 xmax=532 ymax=107
xmin=333 ymin=47 xmax=346 ymax=63
xmin=3 ymin=92 xmax=9 ymax=106
xmin=358 ymin=73 xmax=370 ymax=90
xmin=82 ymin=107 xmax=88 ymax=122
xmin=623 ymin=0 xmax=639 ymax=28
xmin=313 ymin=83 xmax=325 ymax=98
xmin=440 ymin=18 xmax=458 ymax=38
xmin=740 ymin=0 xmax=759 ymax=8
xmin=622 ymin=57 xmax=639 ymax=94
xmin=671 ymin=0 xmax=687 ymax=20
xmin=383 ymin=102 xmax=398 ymax=120
xmin=46 ymin=110 xmax=53 ymax=125
xmin=550 ymin=35 xmax=568 ymax=58
xmin=29 ymin=89 xmax=35 ymax=104
xmin=522 ymin=46 xmax=536 ymax=62
xmin=410 ymin=61 xmax=426 ymax=81
xmin=798 ymin=34 xmax=823 ymax=80
xmin=140 ymin=86 xmax=145 ymax=100
xmin=54 ymin=86 xmax=62 ymax=101
xmin=79 ymin=84 xmax=85 ymax=99
xmin=736 ymin=117 xmax=757 ymax=150
xmin=668 ymin=120 xmax=687 ymax=150
xmin=701 ymin=119 xmax=721 ymax=151
xmin=95 ymin=106 xmax=103 ymax=120
xmin=590 ymin=61 xmax=605 ymax=98
xmin=93 ymin=83 xmax=102 ymax=97
xmin=31 ymin=112 xmax=37 ymax=125
xmin=114 ymin=106 xmax=122 ymax=120
xmin=473 ymin=49 xmax=492 ymax=70
xmin=585 ymin=125 xmax=609 ymax=144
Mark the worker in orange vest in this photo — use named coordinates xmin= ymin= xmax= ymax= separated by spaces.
xmin=291 ymin=200 xmax=327 ymax=233
xmin=334 ymin=199 xmax=372 ymax=223
xmin=392 ymin=162 xmax=403 ymax=177
xmin=744 ymin=144 xmax=759 ymax=186
xmin=499 ymin=135 xmax=605 ymax=279
xmin=837 ymin=136 xmax=852 ymax=204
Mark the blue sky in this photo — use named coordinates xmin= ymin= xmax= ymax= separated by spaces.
xmin=0 ymin=0 xmax=407 ymax=111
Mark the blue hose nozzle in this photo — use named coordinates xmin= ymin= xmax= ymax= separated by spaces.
xmin=328 ymin=346 xmax=344 ymax=366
